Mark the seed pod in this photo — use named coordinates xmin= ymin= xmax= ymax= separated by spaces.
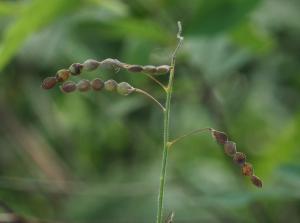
xmin=101 ymin=58 xmax=122 ymax=68
xmin=77 ymin=79 xmax=90 ymax=92
xmin=60 ymin=81 xmax=76 ymax=93
xmin=233 ymin=152 xmax=246 ymax=165
xmin=69 ymin=63 xmax=83 ymax=75
xmin=56 ymin=69 xmax=71 ymax=82
xmin=155 ymin=65 xmax=171 ymax=74
xmin=211 ymin=129 xmax=228 ymax=145
xmin=242 ymin=162 xmax=253 ymax=176
xmin=127 ymin=65 xmax=143 ymax=73
xmin=117 ymin=82 xmax=134 ymax=96
xmin=251 ymin=175 xmax=262 ymax=188
xmin=41 ymin=77 xmax=57 ymax=90
xmin=91 ymin=78 xmax=104 ymax=91
xmin=143 ymin=65 xmax=157 ymax=74
xmin=224 ymin=141 xmax=237 ymax=156
xmin=83 ymin=59 xmax=100 ymax=71
xmin=104 ymin=79 xmax=118 ymax=91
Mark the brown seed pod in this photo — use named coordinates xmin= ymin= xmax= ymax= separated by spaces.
xmin=143 ymin=65 xmax=157 ymax=74
xmin=41 ymin=77 xmax=57 ymax=90
xmin=60 ymin=81 xmax=77 ymax=93
xmin=155 ymin=65 xmax=171 ymax=74
xmin=69 ymin=63 xmax=83 ymax=75
xmin=250 ymin=175 xmax=262 ymax=188
xmin=224 ymin=141 xmax=237 ymax=156
xmin=233 ymin=152 xmax=246 ymax=165
xmin=117 ymin=82 xmax=134 ymax=96
xmin=104 ymin=79 xmax=118 ymax=91
xmin=242 ymin=162 xmax=253 ymax=176
xmin=77 ymin=79 xmax=90 ymax=92
xmin=83 ymin=59 xmax=100 ymax=71
xmin=91 ymin=78 xmax=104 ymax=91
xmin=56 ymin=69 xmax=71 ymax=82
xmin=211 ymin=129 xmax=228 ymax=145
xmin=127 ymin=65 xmax=144 ymax=73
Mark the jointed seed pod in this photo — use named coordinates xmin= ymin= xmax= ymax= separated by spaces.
xmin=242 ymin=162 xmax=253 ymax=176
xmin=91 ymin=78 xmax=104 ymax=91
xmin=104 ymin=79 xmax=118 ymax=91
xmin=233 ymin=152 xmax=246 ymax=165
xmin=83 ymin=59 xmax=100 ymax=71
xmin=211 ymin=129 xmax=228 ymax=145
xmin=143 ymin=65 xmax=157 ymax=74
xmin=251 ymin=175 xmax=262 ymax=188
xmin=69 ymin=63 xmax=83 ymax=75
xmin=127 ymin=65 xmax=144 ymax=73
xmin=56 ymin=69 xmax=71 ymax=82
xmin=60 ymin=81 xmax=77 ymax=93
xmin=77 ymin=79 xmax=90 ymax=92
xmin=117 ymin=82 xmax=135 ymax=96
xmin=42 ymin=77 xmax=57 ymax=90
xmin=155 ymin=65 xmax=171 ymax=75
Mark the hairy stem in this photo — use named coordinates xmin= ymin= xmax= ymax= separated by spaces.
xmin=156 ymin=21 xmax=183 ymax=223
xmin=134 ymin=88 xmax=166 ymax=112
xmin=168 ymin=127 xmax=212 ymax=148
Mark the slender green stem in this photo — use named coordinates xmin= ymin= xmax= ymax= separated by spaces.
xmin=143 ymin=72 xmax=168 ymax=92
xmin=168 ymin=127 xmax=213 ymax=148
xmin=156 ymin=21 xmax=183 ymax=223
xmin=134 ymin=88 xmax=166 ymax=112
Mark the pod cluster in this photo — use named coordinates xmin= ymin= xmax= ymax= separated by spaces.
xmin=211 ymin=129 xmax=262 ymax=188
xmin=42 ymin=76 xmax=135 ymax=96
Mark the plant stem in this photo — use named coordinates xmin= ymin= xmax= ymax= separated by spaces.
xmin=134 ymin=88 xmax=166 ymax=112
xmin=168 ymin=127 xmax=213 ymax=148
xmin=156 ymin=21 xmax=183 ymax=223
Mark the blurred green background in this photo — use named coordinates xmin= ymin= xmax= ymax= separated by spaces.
xmin=0 ymin=0 xmax=300 ymax=222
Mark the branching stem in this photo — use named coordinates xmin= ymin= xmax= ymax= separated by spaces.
xmin=143 ymin=73 xmax=168 ymax=92
xmin=156 ymin=21 xmax=184 ymax=223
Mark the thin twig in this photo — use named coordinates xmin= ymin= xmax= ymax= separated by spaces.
xmin=143 ymin=73 xmax=168 ymax=92
xmin=134 ymin=88 xmax=166 ymax=112
xmin=168 ymin=127 xmax=212 ymax=148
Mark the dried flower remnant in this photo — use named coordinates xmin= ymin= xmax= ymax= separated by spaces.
xmin=224 ymin=141 xmax=237 ymax=156
xmin=60 ymin=81 xmax=77 ymax=93
xmin=91 ymin=78 xmax=104 ymax=91
xmin=104 ymin=79 xmax=118 ymax=91
xmin=77 ymin=79 xmax=90 ymax=92
xmin=56 ymin=69 xmax=71 ymax=82
xmin=211 ymin=129 xmax=228 ymax=145
xmin=41 ymin=77 xmax=57 ymax=89
xmin=251 ymin=175 xmax=263 ymax=188
xmin=69 ymin=63 xmax=83 ymax=75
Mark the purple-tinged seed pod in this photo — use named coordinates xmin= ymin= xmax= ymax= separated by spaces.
xmin=82 ymin=59 xmax=100 ymax=71
xmin=224 ymin=141 xmax=237 ymax=156
xmin=242 ymin=162 xmax=253 ymax=176
xmin=41 ymin=77 xmax=57 ymax=90
xmin=155 ymin=65 xmax=171 ymax=75
xmin=233 ymin=152 xmax=246 ymax=165
xmin=60 ymin=81 xmax=77 ymax=93
xmin=251 ymin=175 xmax=262 ymax=188
xmin=91 ymin=78 xmax=104 ymax=91
xmin=69 ymin=63 xmax=83 ymax=75
xmin=56 ymin=69 xmax=71 ymax=82
xmin=104 ymin=79 xmax=118 ymax=91
xmin=77 ymin=79 xmax=90 ymax=92
xmin=211 ymin=129 xmax=228 ymax=145
xmin=127 ymin=65 xmax=144 ymax=73
xmin=117 ymin=82 xmax=135 ymax=96
xmin=143 ymin=65 xmax=157 ymax=74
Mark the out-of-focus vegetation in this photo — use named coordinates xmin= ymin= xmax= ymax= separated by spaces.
xmin=0 ymin=0 xmax=300 ymax=222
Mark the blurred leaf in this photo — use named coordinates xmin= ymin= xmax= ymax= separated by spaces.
xmin=0 ymin=0 xmax=81 ymax=71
